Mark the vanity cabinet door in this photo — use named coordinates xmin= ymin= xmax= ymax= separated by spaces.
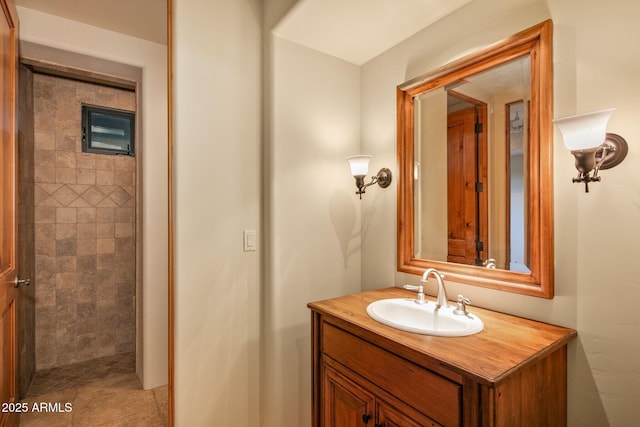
xmin=324 ymin=364 xmax=375 ymax=427
xmin=377 ymin=400 xmax=442 ymax=427
xmin=322 ymin=323 xmax=461 ymax=426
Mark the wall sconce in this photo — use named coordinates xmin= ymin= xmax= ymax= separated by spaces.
xmin=346 ymin=155 xmax=392 ymax=199
xmin=554 ymin=108 xmax=628 ymax=192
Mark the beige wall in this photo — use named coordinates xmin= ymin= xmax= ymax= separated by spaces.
xmin=262 ymin=35 xmax=362 ymax=426
xmin=361 ymin=0 xmax=640 ymax=425
xmin=417 ymin=90 xmax=447 ymax=261
xmin=172 ymin=0 xmax=261 ymax=425
xmin=17 ymin=6 xmax=168 ymax=389
xmin=551 ymin=1 xmax=640 ymax=424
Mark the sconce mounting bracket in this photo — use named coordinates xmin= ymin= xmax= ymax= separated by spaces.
xmin=598 ymin=133 xmax=628 ymax=170
xmin=376 ymin=168 xmax=392 ymax=188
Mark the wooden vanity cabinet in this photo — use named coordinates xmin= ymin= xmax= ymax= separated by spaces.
xmin=323 ymin=363 xmax=439 ymax=427
xmin=309 ymin=288 xmax=577 ymax=427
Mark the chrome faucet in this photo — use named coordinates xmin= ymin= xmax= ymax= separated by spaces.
xmin=421 ymin=268 xmax=448 ymax=309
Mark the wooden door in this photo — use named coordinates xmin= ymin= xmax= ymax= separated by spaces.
xmin=446 ymin=105 xmax=487 ymax=266
xmin=323 ymin=365 xmax=375 ymax=427
xmin=0 ymin=0 xmax=18 ymax=426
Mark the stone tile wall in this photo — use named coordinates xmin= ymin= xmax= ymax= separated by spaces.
xmin=18 ymin=64 xmax=36 ymax=396
xmin=33 ymin=74 xmax=136 ymax=369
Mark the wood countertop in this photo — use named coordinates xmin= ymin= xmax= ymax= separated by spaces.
xmin=308 ymin=287 xmax=577 ymax=386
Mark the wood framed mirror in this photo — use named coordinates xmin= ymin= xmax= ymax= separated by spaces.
xmin=397 ymin=20 xmax=554 ymax=298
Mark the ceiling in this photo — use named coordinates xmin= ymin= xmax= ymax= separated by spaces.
xmin=14 ymin=0 xmax=167 ymax=45
xmin=13 ymin=0 xmax=472 ymax=64
xmin=274 ymin=0 xmax=472 ymax=66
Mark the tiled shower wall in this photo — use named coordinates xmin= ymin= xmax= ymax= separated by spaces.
xmin=33 ymin=73 xmax=136 ymax=369
xmin=18 ymin=65 xmax=36 ymax=396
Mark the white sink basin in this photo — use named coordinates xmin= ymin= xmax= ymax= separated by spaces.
xmin=366 ymin=298 xmax=484 ymax=337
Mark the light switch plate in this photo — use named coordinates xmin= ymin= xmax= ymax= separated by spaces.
xmin=243 ymin=230 xmax=257 ymax=251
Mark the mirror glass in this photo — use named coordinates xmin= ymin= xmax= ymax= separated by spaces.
xmin=413 ymin=55 xmax=530 ymax=273
xmin=397 ymin=20 xmax=554 ymax=298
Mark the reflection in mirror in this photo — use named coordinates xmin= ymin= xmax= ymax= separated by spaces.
xmin=414 ymin=56 xmax=532 ymax=272
xmin=397 ymin=20 xmax=554 ymax=298
xmin=506 ymin=100 xmax=530 ymax=273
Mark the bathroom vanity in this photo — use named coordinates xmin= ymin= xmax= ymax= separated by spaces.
xmin=308 ymin=288 xmax=576 ymax=427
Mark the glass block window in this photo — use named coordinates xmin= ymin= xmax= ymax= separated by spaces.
xmin=82 ymin=104 xmax=135 ymax=156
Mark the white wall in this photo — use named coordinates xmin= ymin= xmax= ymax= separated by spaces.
xmin=361 ymin=0 xmax=640 ymax=425
xmin=16 ymin=7 xmax=168 ymax=390
xmin=173 ymin=0 xmax=261 ymax=425
xmin=261 ymin=35 xmax=362 ymax=426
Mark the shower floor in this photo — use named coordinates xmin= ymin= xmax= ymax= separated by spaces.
xmin=19 ymin=352 xmax=168 ymax=426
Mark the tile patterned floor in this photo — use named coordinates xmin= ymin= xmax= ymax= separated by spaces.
xmin=19 ymin=352 xmax=168 ymax=426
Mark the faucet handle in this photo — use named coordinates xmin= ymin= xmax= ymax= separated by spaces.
xmin=402 ymin=284 xmax=426 ymax=304
xmin=453 ymin=294 xmax=472 ymax=315
xmin=483 ymin=258 xmax=497 ymax=269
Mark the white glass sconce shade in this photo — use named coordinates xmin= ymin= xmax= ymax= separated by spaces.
xmin=554 ymin=108 xmax=614 ymax=151
xmin=346 ymin=155 xmax=371 ymax=176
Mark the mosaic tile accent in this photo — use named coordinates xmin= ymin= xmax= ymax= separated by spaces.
xmin=33 ymin=74 xmax=136 ymax=370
